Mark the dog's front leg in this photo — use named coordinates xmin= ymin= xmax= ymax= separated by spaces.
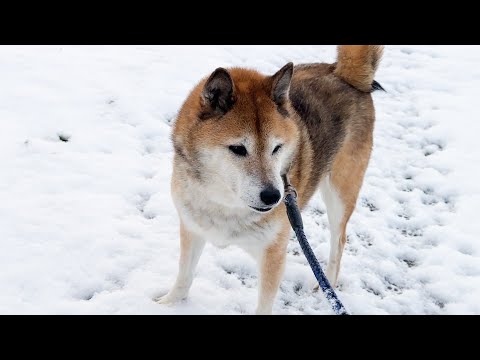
xmin=256 ymin=223 xmax=289 ymax=315
xmin=158 ymin=223 xmax=205 ymax=304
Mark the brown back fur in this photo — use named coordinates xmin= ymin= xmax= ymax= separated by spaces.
xmin=289 ymin=62 xmax=376 ymax=207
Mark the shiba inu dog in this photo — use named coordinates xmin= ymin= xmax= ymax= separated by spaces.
xmin=160 ymin=45 xmax=384 ymax=314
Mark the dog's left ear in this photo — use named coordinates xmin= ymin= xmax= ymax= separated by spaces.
xmin=271 ymin=62 xmax=293 ymax=106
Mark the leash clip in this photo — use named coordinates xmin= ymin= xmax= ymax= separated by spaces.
xmin=282 ymin=174 xmax=297 ymax=200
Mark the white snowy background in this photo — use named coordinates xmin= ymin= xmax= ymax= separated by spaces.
xmin=1 ymin=45 xmax=479 ymax=314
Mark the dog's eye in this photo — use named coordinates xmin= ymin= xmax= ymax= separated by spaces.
xmin=229 ymin=145 xmax=248 ymax=157
xmin=272 ymin=144 xmax=283 ymax=155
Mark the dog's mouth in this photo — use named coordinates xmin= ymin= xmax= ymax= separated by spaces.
xmin=249 ymin=206 xmax=273 ymax=213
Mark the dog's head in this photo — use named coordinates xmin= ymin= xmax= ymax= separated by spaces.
xmin=173 ymin=63 xmax=299 ymax=213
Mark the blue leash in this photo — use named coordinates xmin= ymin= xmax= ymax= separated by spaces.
xmin=282 ymin=175 xmax=349 ymax=315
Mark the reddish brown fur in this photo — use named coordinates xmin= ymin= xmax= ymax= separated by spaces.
xmin=174 ymin=68 xmax=299 ymax=154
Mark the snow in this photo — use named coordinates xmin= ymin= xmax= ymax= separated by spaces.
xmin=1 ymin=45 xmax=479 ymax=314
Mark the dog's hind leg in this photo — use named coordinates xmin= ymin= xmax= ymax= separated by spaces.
xmin=320 ymin=139 xmax=371 ymax=287
xmin=320 ymin=175 xmax=350 ymax=287
xmin=256 ymin=223 xmax=290 ymax=315
xmin=158 ymin=223 xmax=205 ymax=304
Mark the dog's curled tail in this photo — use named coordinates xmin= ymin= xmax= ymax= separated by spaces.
xmin=334 ymin=45 xmax=384 ymax=92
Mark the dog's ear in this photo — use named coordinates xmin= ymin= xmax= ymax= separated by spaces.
xmin=271 ymin=62 xmax=293 ymax=106
xmin=200 ymin=68 xmax=235 ymax=119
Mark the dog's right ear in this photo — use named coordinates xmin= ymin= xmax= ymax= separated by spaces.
xmin=200 ymin=68 xmax=235 ymax=120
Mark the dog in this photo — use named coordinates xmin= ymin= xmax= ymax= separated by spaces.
xmin=160 ymin=45 xmax=384 ymax=314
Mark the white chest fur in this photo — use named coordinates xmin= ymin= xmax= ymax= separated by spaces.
xmin=173 ymin=184 xmax=281 ymax=256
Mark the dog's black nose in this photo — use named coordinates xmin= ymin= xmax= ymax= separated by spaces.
xmin=260 ymin=186 xmax=281 ymax=206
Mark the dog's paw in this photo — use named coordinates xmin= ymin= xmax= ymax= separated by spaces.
xmin=255 ymin=307 xmax=273 ymax=315
xmin=156 ymin=294 xmax=178 ymax=305
xmin=307 ymin=276 xmax=320 ymax=292
xmin=311 ymin=271 xmax=337 ymax=292
xmin=155 ymin=290 xmax=187 ymax=305
xmin=325 ymin=266 xmax=338 ymax=288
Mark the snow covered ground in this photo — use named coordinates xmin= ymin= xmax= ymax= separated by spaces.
xmin=1 ymin=45 xmax=479 ymax=314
